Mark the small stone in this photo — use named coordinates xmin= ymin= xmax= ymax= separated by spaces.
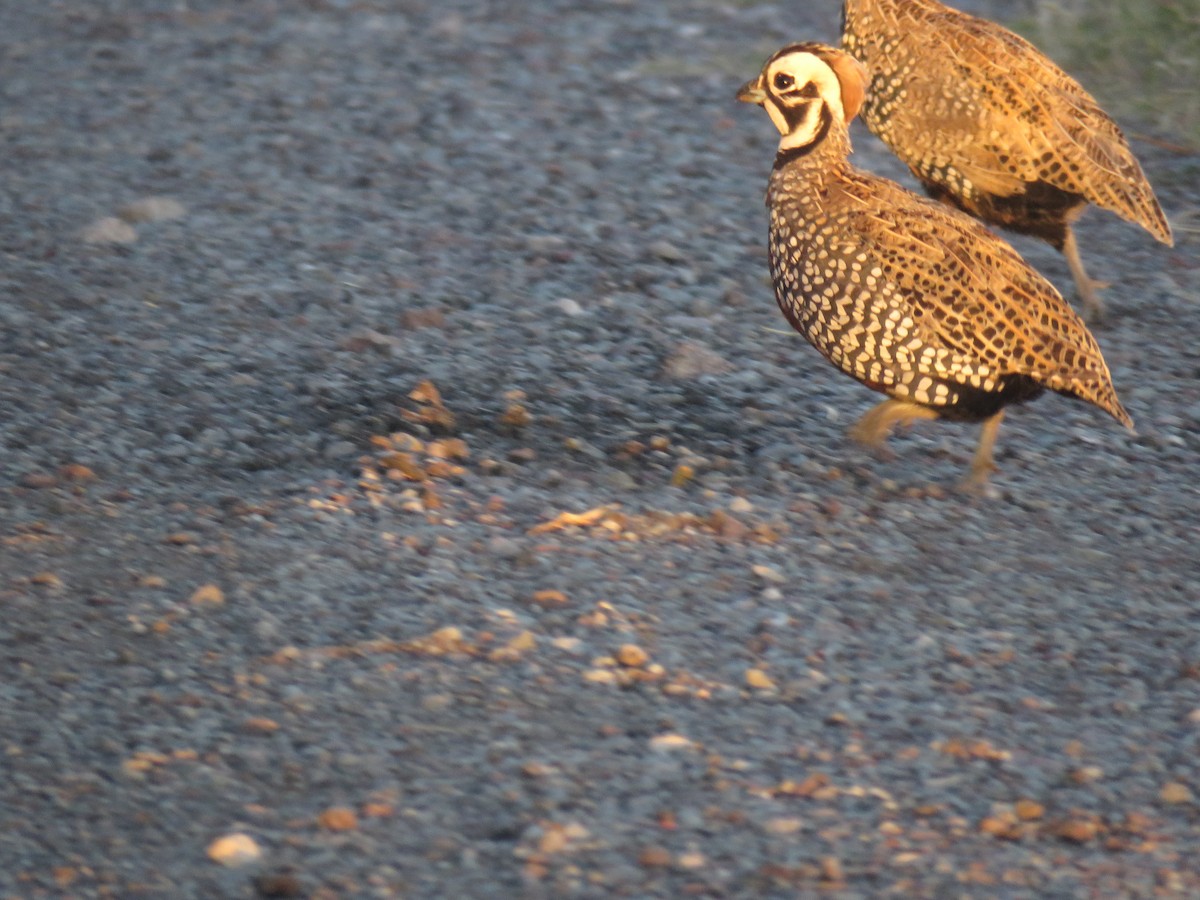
xmin=649 ymin=734 xmax=696 ymax=752
xmin=638 ymin=845 xmax=672 ymax=868
xmin=555 ymin=297 xmax=584 ymax=316
xmin=207 ymin=832 xmax=262 ymax=867
xmin=138 ymin=574 xmax=168 ymax=589
xmin=745 ymin=668 xmax=776 ymax=690
xmin=489 ymin=630 xmax=536 ymax=662
xmin=662 ymin=341 xmax=732 ymax=379
xmin=1069 ymin=765 xmax=1104 ymax=784
xmin=763 ymin=817 xmax=804 ymax=835
xmin=242 ymin=717 xmax=280 ymax=735
xmin=677 ymin=850 xmax=706 ymax=869
xmin=59 ymin=463 xmax=96 ymax=481
xmin=81 ymin=216 xmax=138 ymax=244
xmin=318 ymin=807 xmax=358 ymax=831
xmin=979 ymin=812 xmax=1017 ymax=838
xmin=751 ymin=564 xmax=786 ymax=584
xmin=400 ymin=307 xmax=448 ymax=331
xmin=118 ymin=196 xmax=187 ymax=223
xmin=190 ymin=583 xmax=225 ymax=605
xmin=1052 ymin=817 xmax=1100 ymax=843
xmin=729 ymin=496 xmax=754 ymax=514
xmin=18 ymin=471 xmax=57 ymax=488
xmin=648 ymin=240 xmax=685 ymax=262
xmin=1160 ymin=782 xmax=1193 ymax=805
xmin=488 ymin=536 xmax=523 ymax=558
xmin=1014 ymin=799 xmax=1044 ymax=821
xmin=820 ymin=857 xmax=844 ymax=883
xmin=670 ymin=463 xmax=695 ymax=487
xmin=616 ymin=644 xmax=649 ymax=668
xmin=530 ymin=589 xmax=568 ymax=606
xmin=31 ymin=572 xmax=64 ymax=588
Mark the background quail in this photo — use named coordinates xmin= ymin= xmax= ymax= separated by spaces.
xmin=737 ymin=41 xmax=1133 ymax=487
xmin=841 ymin=0 xmax=1174 ymax=319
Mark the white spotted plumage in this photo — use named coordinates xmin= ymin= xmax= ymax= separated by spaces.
xmin=738 ymin=42 xmax=1131 ymax=485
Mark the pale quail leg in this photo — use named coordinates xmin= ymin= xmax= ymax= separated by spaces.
xmin=850 ymin=398 xmax=939 ymax=457
xmin=961 ymin=409 xmax=1006 ymax=492
xmin=1063 ymin=226 xmax=1111 ymax=322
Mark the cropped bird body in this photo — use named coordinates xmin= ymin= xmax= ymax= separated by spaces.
xmin=841 ymin=0 xmax=1173 ymax=318
xmin=738 ymin=42 xmax=1131 ymax=486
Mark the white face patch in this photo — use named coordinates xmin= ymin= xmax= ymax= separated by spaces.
xmin=760 ymin=51 xmax=845 ymax=151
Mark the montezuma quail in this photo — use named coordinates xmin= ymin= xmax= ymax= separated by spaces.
xmin=842 ymin=0 xmax=1173 ymax=319
xmin=737 ymin=42 xmax=1132 ymax=487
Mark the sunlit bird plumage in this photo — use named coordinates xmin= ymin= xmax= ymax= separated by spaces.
xmin=841 ymin=0 xmax=1173 ymax=319
xmin=738 ymin=42 xmax=1132 ymax=488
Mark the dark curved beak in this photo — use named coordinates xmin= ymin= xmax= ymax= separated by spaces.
xmin=737 ymin=79 xmax=766 ymax=105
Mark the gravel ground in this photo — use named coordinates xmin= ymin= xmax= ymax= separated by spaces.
xmin=2 ymin=2 xmax=1199 ymax=898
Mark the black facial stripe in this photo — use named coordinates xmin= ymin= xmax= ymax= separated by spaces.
xmin=780 ymin=98 xmax=817 ymax=131
xmin=773 ymin=104 xmax=833 ymax=167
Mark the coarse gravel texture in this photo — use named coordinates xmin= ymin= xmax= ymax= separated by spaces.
xmin=2 ymin=1 xmax=1199 ymax=898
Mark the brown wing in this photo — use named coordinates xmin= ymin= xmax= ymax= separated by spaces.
xmin=831 ymin=169 xmax=1133 ymax=426
xmin=869 ymin=2 xmax=1173 ymax=244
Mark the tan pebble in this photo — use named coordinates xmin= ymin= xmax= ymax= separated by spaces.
xmin=1069 ymin=765 xmax=1104 ymax=784
xmin=751 ymin=564 xmax=786 ymax=584
xmin=763 ymin=817 xmax=804 ymax=835
xmin=670 ymin=463 xmax=695 ymax=487
xmin=59 ymin=463 xmax=96 ymax=481
xmin=583 ymin=669 xmax=618 ymax=685
xmin=820 ymin=857 xmax=844 ymax=883
xmin=662 ymin=341 xmax=732 ymax=379
xmin=616 ymin=644 xmax=649 ymax=668
xmin=80 ymin=216 xmax=137 ymax=244
xmin=729 ymin=496 xmax=754 ymax=514
xmin=422 ymin=693 xmax=454 ymax=712
xmin=206 ymin=832 xmax=262 ymax=867
xmin=1055 ymin=818 xmax=1099 ymax=843
xmin=190 ymin=584 xmax=225 ymax=605
xmin=979 ymin=814 xmax=1016 ymax=837
xmin=31 ymin=572 xmax=64 ymax=588
xmin=1160 ymin=782 xmax=1194 ymax=805
xmin=531 ymin=589 xmax=568 ymax=606
xmin=745 ymin=667 xmax=776 ymax=690
xmin=139 ymin=574 xmax=168 ymax=588
xmin=166 ymin=532 xmax=196 ymax=545
xmin=18 ymin=471 xmax=57 ymax=488
xmin=649 ymin=734 xmax=696 ymax=752
xmin=242 ymin=717 xmax=279 ymax=735
xmin=318 ymin=807 xmax=358 ymax=831
xmin=562 ymin=822 xmax=589 ymax=841
xmin=489 ymin=631 xmax=536 ymax=662
xmin=1014 ymin=799 xmax=1044 ymax=821
xmin=677 ymin=850 xmax=706 ymax=869
xmin=509 ymin=631 xmax=536 ymax=652
xmin=362 ymin=802 xmax=395 ymax=818
xmin=118 ymin=196 xmax=187 ymax=223
xmin=538 ymin=826 xmax=569 ymax=855
xmin=637 ymin=845 xmax=672 ymax=868
xmin=428 ymin=626 xmax=464 ymax=652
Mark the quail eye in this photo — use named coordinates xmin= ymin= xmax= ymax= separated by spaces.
xmin=773 ymin=72 xmax=795 ymax=90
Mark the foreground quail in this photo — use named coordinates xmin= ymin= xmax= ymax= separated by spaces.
xmin=737 ymin=42 xmax=1132 ymax=487
xmin=841 ymin=0 xmax=1173 ymax=319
